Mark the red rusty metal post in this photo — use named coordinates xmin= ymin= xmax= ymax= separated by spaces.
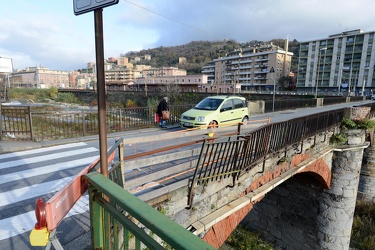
xmin=94 ymin=9 xmax=108 ymax=177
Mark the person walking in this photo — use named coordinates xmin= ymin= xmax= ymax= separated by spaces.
xmin=156 ymin=97 xmax=169 ymax=128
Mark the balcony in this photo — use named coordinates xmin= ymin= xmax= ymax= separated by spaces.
xmin=240 ymin=65 xmax=251 ymax=69
xmin=255 ymin=58 xmax=268 ymax=62
xmin=240 ymin=59 xmax=252 ymax=63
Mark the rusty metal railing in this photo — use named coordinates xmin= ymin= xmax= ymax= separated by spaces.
xmin=0 ymin=105 xmax=33 ymax=140
xmin=187 ymin=108 xmax=346 ymax=208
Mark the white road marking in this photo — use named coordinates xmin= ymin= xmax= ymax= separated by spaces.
xmin=0 ymin=142 xmax=88 ymax=160
xmin=0 ymin=147 xmax=98 ymax=170
xmin=0 ymin=156 xmax=98 ymax=185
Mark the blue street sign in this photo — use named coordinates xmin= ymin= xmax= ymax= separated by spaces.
xmin=73 ymin=0 xmax=119 ymax=15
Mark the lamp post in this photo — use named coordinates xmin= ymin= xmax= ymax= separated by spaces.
xmin=315 ymin=47 xmax=327 ymax=98
xmin=362 ymin=79 xmax=366 ymax=96
xmin=270 ymin=67 xmax=275 ymax=112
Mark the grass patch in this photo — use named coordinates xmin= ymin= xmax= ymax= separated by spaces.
xmin=221 ymin=225 xmax=275 ymax=250
xmin=350 ymin=200 xmax=375 ymax=250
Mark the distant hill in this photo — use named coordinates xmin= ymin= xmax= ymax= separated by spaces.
xmin=123 ymin=39 xmax=300 ymax=74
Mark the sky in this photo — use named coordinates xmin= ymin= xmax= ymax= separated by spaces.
xmin=1 ymin=0 xmax=375 ymax=71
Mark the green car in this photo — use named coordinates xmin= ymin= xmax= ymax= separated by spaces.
xmin=180 ymin=95 xmax=249 ymax=128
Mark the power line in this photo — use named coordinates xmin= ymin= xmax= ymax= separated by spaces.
xmin=121 ymin=0 xmax=206 ymax=33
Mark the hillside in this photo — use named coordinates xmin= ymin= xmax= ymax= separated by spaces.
xmin=123 ymin=39 xmax=300 ymax=74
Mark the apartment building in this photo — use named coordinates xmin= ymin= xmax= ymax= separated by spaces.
xmin=202 ymin=43 xmax=293 ymax=92
xmin=105 ymin=67 xmax=137 ymax=88
xmin=297 ymin=29 xmax=375 ymax=95
xmin=142 ymin=67 xmax=187 ymax=77
xmin=10 ymin=67 xmax=70 ymax=88
xmin=134 ymin=74 xmax=208 ymax=92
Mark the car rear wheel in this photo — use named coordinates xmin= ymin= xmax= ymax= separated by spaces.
xmin=242 ymin=116 xmax=249 ymax=124
xmin=208 ymin=121 xmax=218 ymax=129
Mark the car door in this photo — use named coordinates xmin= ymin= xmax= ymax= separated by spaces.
xmin=218 ymin=99 xmax=235 ymax=125
xmin=232 ymin=98 xmax=248 ymax=121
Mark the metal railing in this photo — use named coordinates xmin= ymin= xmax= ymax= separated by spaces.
xmin=0 ymin=104 xmax=194 ymax=141
xmin=187 ymin=108 xmax=347 ymax=207
xmin=0 ymin=97 xmax=368 ymax=141
xmin=85 ymin=172 xmax=215 ymax=250
xmin=0 ymin=104 xmax=33 ymax=140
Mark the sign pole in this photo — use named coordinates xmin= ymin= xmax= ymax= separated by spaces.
xmin=94 ymin=9 xmax=108 ymax=177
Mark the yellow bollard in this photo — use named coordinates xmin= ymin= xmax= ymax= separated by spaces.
xmin=29 ymin=227 xmax=49 ymax=246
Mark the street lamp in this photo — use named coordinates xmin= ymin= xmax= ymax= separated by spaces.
xmin=315 ymin=47 xmax=327 ymax=98
xmin=270 ymin=67 xmax=275 ymax=112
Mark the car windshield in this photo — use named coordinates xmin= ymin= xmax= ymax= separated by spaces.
xmin=194 ymin=98 xmax=224 ymax=110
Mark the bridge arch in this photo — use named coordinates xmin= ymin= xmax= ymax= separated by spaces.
xmin=202 ymin=153 xmax=333 ymax=248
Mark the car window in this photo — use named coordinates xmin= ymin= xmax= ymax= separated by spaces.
xmin=195 ymin=98 xmax=223 ymax=110
xmin=220 ymin=100 xmax=233 ymax=112
xmin=233 ymin=98 xmax=244 ymax=109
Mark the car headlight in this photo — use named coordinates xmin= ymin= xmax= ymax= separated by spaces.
xmin=196 ymin=116 xmax=205 ymax=122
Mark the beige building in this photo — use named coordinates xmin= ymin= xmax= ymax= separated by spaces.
xmin=117 ymin=56 xmax=129 ymax=66
xmin=134 ymin=74 xmax=208 ymax=92
xmin=10 ymin=67 xmax=71 ymax=89
xmin=202 ymin=43 xmax=293 ymax=92
xmin=179 ymin=57 xmax=187 ymax=64
xmin=142 ymin=67 xmax=186 ymax=77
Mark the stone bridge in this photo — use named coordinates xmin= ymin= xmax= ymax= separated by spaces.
xmin=121 ymin=106 xmax=375 ymax=250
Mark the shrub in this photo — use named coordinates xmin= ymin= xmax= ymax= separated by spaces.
xmin=350 ymin=200 xmax=375 ymax=249
xmin=125 ymin=99 xmax=137 ymax=107
xmin=341 ymin=118 xmax=375 ymax=130
xmin=56 ymin=92 xmax=78 ymax=103
xmin=330 ymin=133 xmax=348 ymax=145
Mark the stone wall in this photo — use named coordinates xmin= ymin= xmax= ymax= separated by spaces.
xmin=240 ymin=129 xmax=368 ymax=250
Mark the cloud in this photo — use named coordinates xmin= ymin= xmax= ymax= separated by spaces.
xmin=1 ymin=0 xmax=375 ymax=71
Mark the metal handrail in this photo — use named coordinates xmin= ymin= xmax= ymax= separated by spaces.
xmin=187 ymin=108 xmax=347 ymax=208
xmin=85 ymin=172 xmax=216 ymax=250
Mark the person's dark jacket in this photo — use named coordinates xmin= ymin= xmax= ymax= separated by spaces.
xmin=157 ymin=99 xmax=169 ymax=117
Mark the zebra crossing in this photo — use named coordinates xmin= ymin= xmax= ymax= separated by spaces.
xmin=0 ymin=142 xmax=99 ymax=247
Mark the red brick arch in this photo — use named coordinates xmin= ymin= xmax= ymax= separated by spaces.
xmin=202 ymin=154 xmax=332 ymax=248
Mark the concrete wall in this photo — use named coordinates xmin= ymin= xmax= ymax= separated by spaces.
xmin=248 ymin=100 xmax=265 ymax=114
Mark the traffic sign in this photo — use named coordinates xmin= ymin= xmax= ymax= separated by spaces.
xmin=73 ymin=0 xmax=119 ymax=15
xmin=270 ymin=67 xmax=275 ymax=73
xmin=0 ymin=57 xmax=13 ymax=73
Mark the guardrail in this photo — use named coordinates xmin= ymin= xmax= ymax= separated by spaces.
xmin=85 ymin=172 xmax=215 ymax=250
xmin=0 ymin=104 xmax=194 ymax=141
xmin=0 ymin=104 xmax=33 ymax=140
xmin=187 ymin=108 xmax=347 ymax=208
